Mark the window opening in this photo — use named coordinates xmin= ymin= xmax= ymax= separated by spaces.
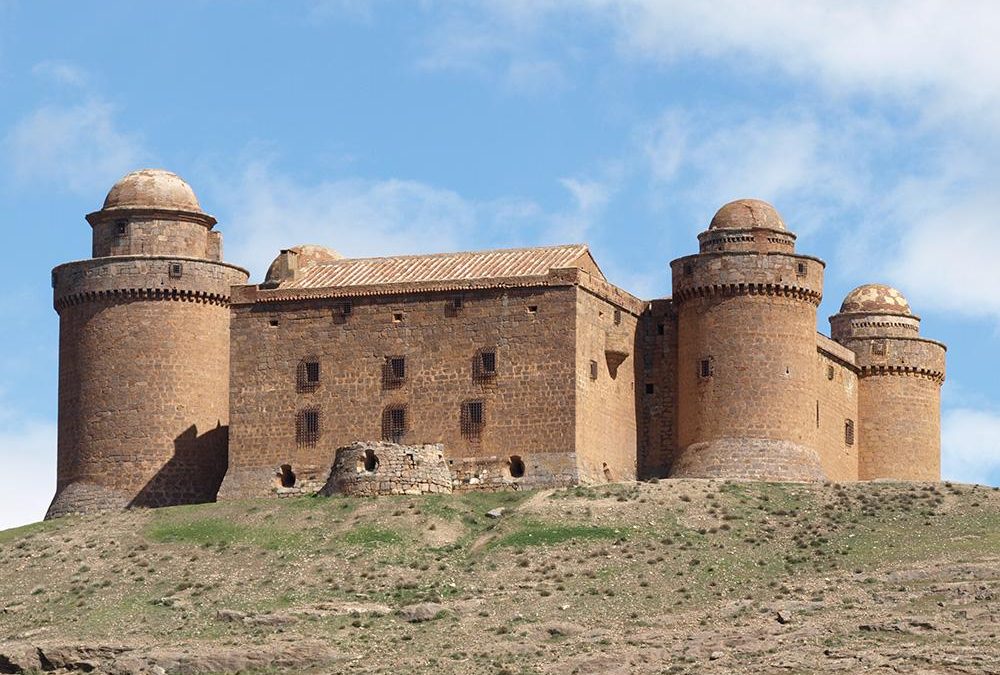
xmin=699 ymin=358 xmax=714 ymax=378
xmin=169 ymin=262 xmax=183 ymax=279
xmin=527 ymin=305 xmax=538 ymax=314
xmin=363 ymin=448 xmax=379 ymax=472
xmin=115 ymin=220 xmax=127 ymax=237
xmin=297 ymin=358 xmax=320 ymax=392
xmin=845 ymin=419 xmax=855 ymax=446
xmin=461 ymin=399 xmax=485 ymax=440
xmin=383 ymin=356 xmax=406 ymax=388
xmin=827 ymin=364 xmax=835 ymax=381
xmin=382 ymin=405 xmax=407 ymax=443
xmin=657 ymin=324 xmax=665 ymax=336
xmin=871 ymin=339 xmax=887 ymax=356
xmin=645 ymin=383 xmax=655 ymax=395
xmin=474 ymin=348 xmax=498 ymax=382
xmin=296 ymin=408 xmax=320 ymax=447
xmin=508 ymin=455 xmax=525 ymax=478
xmin=589 ymin=360 xmax=599 ymax=380
xmin=797 ymin=262 xmax=807 ymax=276
xmin=613 ymin=308 xmax=622 ymax=325
xmin=393 ymin=312 xmax=404 ymax=323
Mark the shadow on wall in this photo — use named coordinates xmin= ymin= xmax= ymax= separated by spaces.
xmin=128 ymin=424 xmax=229 ymax=508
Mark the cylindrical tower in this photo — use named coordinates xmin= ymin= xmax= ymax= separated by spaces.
xmin=830 ymin=285 xmax=945 ymax=480
xmin=47 ymin=169 xmax=248 ymax=517
xmin=669 ymin=199 xmax=827 ymax=480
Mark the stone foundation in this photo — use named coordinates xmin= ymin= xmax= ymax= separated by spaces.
xmin=319 ymin=441 xmax=453 ymax=496
xmin=670 ymin=438 xmax=826 ymax=482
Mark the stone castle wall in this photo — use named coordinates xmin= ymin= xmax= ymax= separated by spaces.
xmin=48 ymin=237 xmax=247 ymax=517
xmin=220 ymin=285 xmax=582 ymax=499
xmin=814 ymin=337 xmax=860 ymax=482
xmin=670 ymin=250 xmax=826 ymax=480
xmin=636 ymin=299 xmax=677 ymax=477
xmin=90 ymin=212 xmax=218 ymax=260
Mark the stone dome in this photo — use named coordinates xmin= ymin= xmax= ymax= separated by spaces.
xmin=102 ymin=169 xmax=202 ymax=212
xmin=839 ymin=284 xmax=912 ymax=315
xmin=709 ymin=199 xmax=786 ymax=231
xmin=264 ymin=244 xmax=344 ymax=285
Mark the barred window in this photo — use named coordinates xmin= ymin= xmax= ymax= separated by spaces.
xmin=446 ymin=296 xmax=463 ymax=316
xmin=333 ymin=301 xmax=352 ymax=323
xmin=827 ymin=364 xmax=835 ymax=380
xmin=589 ymin=360 xmax=599 ymax=380
xmin=699 ymin=358 xmax=714 ymax=378
xmin=115 ymin=220 xmax=127 ymax=237
xmin=169 ymin=262 xmax=183 ymax=279
xmin=382 ymin=356 xmax=406 ymax=389
xmin=297 ymin=358 xmax=320 ymax=392
xmin=845 ymin=419 xmax=855 ymax=447
xmin=296 ymin=408 xmax=320 ymax=447
xmin=461 ymin=400 xmax=485 ymax=440
xmin=473 ymin=348 xmax=497 ymax=382
xmin=613 ymin=308 xmax=622 ymax=325
xmin=797 ymin=262 xmax=807 ymax=276
xmin=382 ymin=405 xmax=407 ymax=443
xmin=871 ymin=339 xmax=887 ymax=356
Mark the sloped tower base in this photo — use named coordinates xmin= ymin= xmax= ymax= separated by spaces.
xmin=670 ymin=438 xmax=827 ymax=482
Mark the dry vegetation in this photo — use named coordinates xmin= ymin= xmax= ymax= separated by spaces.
xmin=1 ymin=479 xmax=998 ymax=674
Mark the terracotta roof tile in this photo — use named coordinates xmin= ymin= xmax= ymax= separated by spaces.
xmin=280 ymin=244 xmax=601 ymax=289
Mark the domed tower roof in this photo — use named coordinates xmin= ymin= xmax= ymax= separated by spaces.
xmin=102 ymin=169 xmax=204 ymax=213
xmin=839 ymin=284 xmax=912 ymax=316
xmin=709 ymin=199 xmax=786 ymax=231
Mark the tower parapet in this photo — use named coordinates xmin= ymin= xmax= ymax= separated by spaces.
xmin=670 ymin=199 xmax=827 ymax=481
xmin=47 ymin=170 xmax=248 ymax=518
xmin=831 ymin=285 xmax=945 ymax=480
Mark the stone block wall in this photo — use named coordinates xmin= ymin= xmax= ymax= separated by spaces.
xmin=815 ymin=336 xmax=860 ymax=481
xmin=636 ymin=299 xmax=677 ymax=478
xmin=222 ymin=285 xmax=580 ymax=499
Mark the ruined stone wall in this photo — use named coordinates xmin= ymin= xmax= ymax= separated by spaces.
xmin=90 ymin=212 xmax=217 ymax=260
xmin=574 ymin=288 xmax=639 ymax=483
xmin=814 ymin=336 xmax=860 ymax=481
xmin=48 ymin=255 xmax=247 ymax=517
xmin=319 ymin=442 xmax=452 ymax=496
xmin=636 ymin=299 xmax=677 ymax=478
xmin=670 ymin=251 xmax=827 ymax=480
xmin=837 ymin=335 xmax=945 ymax=481
xmin=221 ymin=285 xmax=580 ymax=499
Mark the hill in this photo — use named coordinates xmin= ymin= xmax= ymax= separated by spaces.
xmin=1 ymin=479 xmax=998 ymax=674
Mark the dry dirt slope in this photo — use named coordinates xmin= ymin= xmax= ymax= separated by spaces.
xmin=1 ymin=479 xmax=998 ymax=674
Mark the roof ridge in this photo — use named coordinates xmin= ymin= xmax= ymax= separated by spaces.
xmin=306 ymin=243 xmax=589 ymax=267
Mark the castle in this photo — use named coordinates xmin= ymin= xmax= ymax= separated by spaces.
xmin=46 ymin=169 xmax=947 ymax=517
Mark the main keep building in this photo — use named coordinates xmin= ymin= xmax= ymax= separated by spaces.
xmin=47 ymin=170 xmax=947 ymax=516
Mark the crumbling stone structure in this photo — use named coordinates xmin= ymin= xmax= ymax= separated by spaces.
xmin=47 ymin=172 xmax=947 ymax=516
xmin=319 ymin=442 xmax=453 ymax=496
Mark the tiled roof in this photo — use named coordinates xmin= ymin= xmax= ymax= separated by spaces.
xmin=280 ymin=244 xmax=602 ymax=289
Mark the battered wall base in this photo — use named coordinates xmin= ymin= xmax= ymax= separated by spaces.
xmin=46 ymin=482 xmax=134 ymax=519
xmin=670 ymin=438 xmax=827 ymax=482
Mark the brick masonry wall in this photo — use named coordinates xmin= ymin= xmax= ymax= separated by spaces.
xmin=636 ymin=299 xmax=677 ymax=478
xmin=574 ymin=288 xmax=639 ymax=483
xmin=814 ymin=345 xmax=860 ymax=481
xmin=221 ymin=285 xmax=580 ymax=499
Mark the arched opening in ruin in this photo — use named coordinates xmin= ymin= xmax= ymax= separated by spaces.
xmin=509 ymin=455 xmax=525 ymax=478
xmin=278 ymin=464 xmax=296 ymax=488
xmin=363 ymin=449 xmax=379 ymax=473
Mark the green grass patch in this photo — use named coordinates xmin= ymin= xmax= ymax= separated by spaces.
xmin=0 ymin=518 xmax=61 ymax=545
xmin=495 ymin=521 xmax=625 ymax=548
xmin=146 ymin=517 xmax=303 ymax=551
xmin=341 ymin=525 xmax=403 ymax=546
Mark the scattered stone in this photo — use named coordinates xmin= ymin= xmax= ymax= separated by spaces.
xmin=398 ymin=603 xmax=446 ymax=623
xmin=710 ymin=651 xmax=724 ymax=661
xmin=486 ymin=507 xmax=506 ymax=519
xmin=214 ymin=609 xmax=247 ymax=623
xmin=243 ymin=612 xmax=298 ymax=627
xmin=776 ymin=610 xmax=793 ymax=625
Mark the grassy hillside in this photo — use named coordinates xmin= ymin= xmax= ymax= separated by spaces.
xmin=1 ymin=479 xmax=998 ymax=674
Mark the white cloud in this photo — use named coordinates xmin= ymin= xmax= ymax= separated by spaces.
xmin=0 ymin=419 xmax=56 ymax=531
xmin=942 ymin=407 xmax=1000 ymax=486
xmin=5 ymin=98 xmax=146 ymax=195
xmin=210 ymin=162 xmax=613 ymax=282
xmin=31 ymin=60 xmax=89 ymax=87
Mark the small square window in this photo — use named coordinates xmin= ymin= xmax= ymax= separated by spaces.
xmin=645 ymin=383 xmax=654 ymax=395
xmin=826 ymin=364 xmax=835 ymax=381
xmin=269 ymin=318 xmax=279 ymax=327
xmin=797 ymin=262 xmax=807 ymax=276
xmin=393 ymin=312 xmax=404 ymax=323
xmin=871 ymin=339 xmax=887 ymax=356
xmin=589 ymin=360 xmax=599 ymax=380
xmin=296 ymin=408 xmax=320 ymax=447
xmin=169 ymin=263 xmax=183 ymax=279
xmin=613 ymin=308 xmax=622 ymax=325
xmin=527 ymin=305 xmax=538 ymax=314
xmin=699 ymin=358 xmax=713 ymax=378
xmin=115 ymin=220 xmax=127 ymax=237
xmin=474 ymin=348 xmax=497 ymax=382
xmin=845 ymin=419 xmax=855 ymax=446
xmin=382 ymin=405 xmax=407 ymax=443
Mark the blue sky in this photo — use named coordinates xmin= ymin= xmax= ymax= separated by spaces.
xmin=1 ymin=1 xmax=998 ymax=529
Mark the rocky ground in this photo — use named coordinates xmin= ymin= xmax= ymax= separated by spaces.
xmin=1 ymin=479 xmax=998 ymax=674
